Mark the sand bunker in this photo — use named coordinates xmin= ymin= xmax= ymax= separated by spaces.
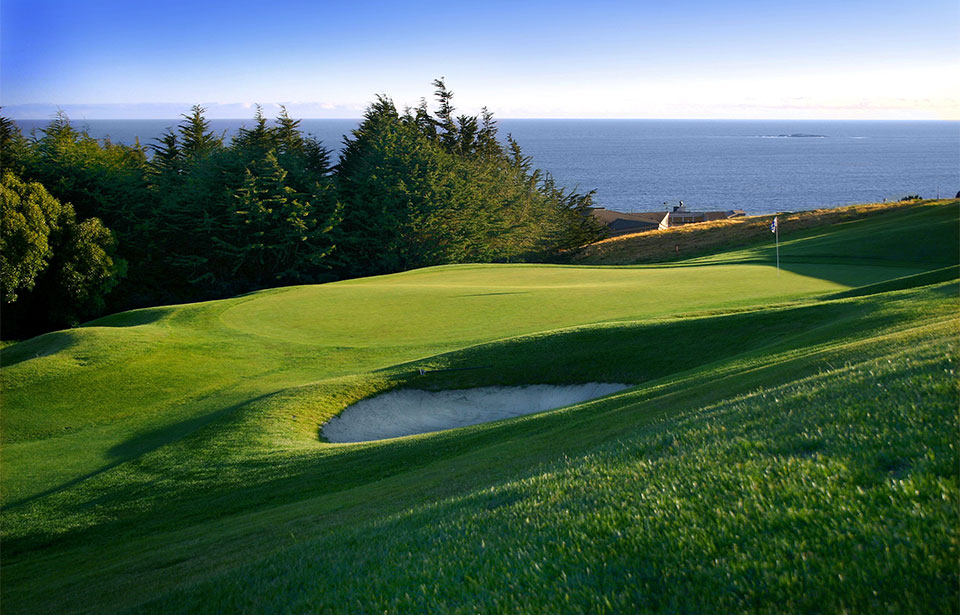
xmin=323 ymin=383 xmax=630 ymax=443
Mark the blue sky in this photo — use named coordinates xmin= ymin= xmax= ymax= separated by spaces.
xmin=2 ymin=0 xmax=957 ymax=119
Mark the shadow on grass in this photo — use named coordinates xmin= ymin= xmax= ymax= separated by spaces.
xmin=0 ymin=331 xmax=78 ymax=368
xmin=825 ymin=265 xmax=959 ymax=300
xmin=2 ymin=393 xmax=276 ymax=513
xmin=634 ymin=257 xmax=930 ymax=289
xmin=105 ymin=393 xmax=278 ymax=460
xmin=84 ymin=306 xmax=174 ymax=328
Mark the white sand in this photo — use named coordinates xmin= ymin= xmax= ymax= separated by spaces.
xmin=323 ymin=383 xmax=630 ymax=443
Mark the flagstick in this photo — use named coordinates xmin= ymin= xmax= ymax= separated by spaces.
xmin=776 ymin=224 xmax=780 ymax=273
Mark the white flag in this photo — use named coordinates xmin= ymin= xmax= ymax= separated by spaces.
xmin=770 ymin=216 xmax=778 ymax=233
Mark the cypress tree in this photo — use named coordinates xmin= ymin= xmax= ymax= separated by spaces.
xmin=178 ymin=105 xmax=222 ymax=160
xmin=0 ymin=115 xmax=28 ymax=175
xmin=275 ymin=106 xmax=303 ymax=154
xmin=432 ymin=78 xmax=458 ymax=152
xmin=234 ymin=104 xmax=276 ymax=159
xmin=476 ymin=107 xmax=500 ymax=160
xmin=455 ymin=114 xmax=478 ymax=156
xmin=231 ymin=150 xmax=337 ymax=286
xmin=149 ymin=130 xmax=182 ymax=187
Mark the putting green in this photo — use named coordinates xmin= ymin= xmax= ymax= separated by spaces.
xmin=219 ymin=263 xmax=910 ymax=346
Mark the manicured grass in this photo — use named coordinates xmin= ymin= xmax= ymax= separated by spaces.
xmin=0 ymin=200 xmax=956 ymax=614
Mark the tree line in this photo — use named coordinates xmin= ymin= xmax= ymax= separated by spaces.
xmin=0 ymin=80 xmax=605 ymax=338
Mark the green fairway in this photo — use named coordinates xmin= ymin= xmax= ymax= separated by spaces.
xmin=1 ymin=200 xmax=957 ymax=614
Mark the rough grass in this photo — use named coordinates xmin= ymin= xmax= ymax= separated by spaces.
xmin=573 ymin=199 xmax=958 ymax=265
xmin=1 ymin=200 xmax=957 ymax=614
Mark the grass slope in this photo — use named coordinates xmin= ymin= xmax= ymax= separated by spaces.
xmin=573 ymin=199 xmax=958 ymax=267
xmin=135 ymin=312 xmax=959 ymax=615
xmin=1 ymin=200 xmax=957 ymax=614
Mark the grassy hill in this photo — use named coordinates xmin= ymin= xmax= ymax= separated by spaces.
xmin=1 ymin=200 xmax=957 ymax=614
xmin=573 ymin=199 xmax=957 ymax=266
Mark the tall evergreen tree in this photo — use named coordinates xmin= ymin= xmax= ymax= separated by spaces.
xmin=274 ymin=106 xmax=303 ymax=154
xmin=234 ymin=104 xmax=276 ymax=158
xmin=332 ymin=83 xmax=605 ymax=273
xmin=0 ymin=115 xmax=28 ymax=175
xmin=335 ymin=96 xmax=426 ymax=274
xmin=455 ymin=114 xmax=479 ymax=156
xmin=412 ymin=99 xmax=438 ymax=141
xmin=432 ymin=78 xmax=458 ymax=152
xmin=231 ymin=150 xmax=339 ymax=287
xmin=178 ymin=105 xmax=222 ymax=160
xmin=150 ymin=130 xmax=182 ymax=179
xmin=144 ymin=105 xmax=340 ymax=299
xmin=476 ymin=107 xmax=500 ymax=160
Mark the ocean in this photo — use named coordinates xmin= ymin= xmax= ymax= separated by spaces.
xmin=13 ymin=118 xmax=958 ymax=216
